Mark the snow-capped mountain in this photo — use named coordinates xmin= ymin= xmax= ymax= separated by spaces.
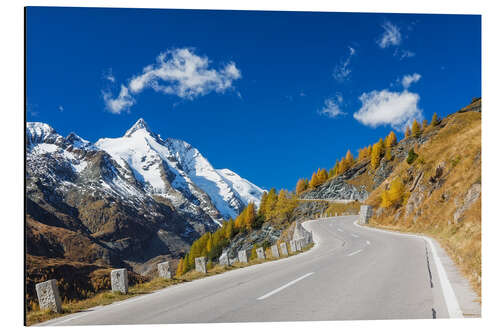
xmin=25 ymin=119 xmax=265 ymax=271
xmin=94 ymin=118 xmax=264 ymax=221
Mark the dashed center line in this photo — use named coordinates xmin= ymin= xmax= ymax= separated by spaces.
xmin=366 ymin=240 xmax=371 ymax=245
xmin=347 ymin=249 xmax=363 ymax=256
xmin=257 ymin=272 xmax=314 ymax=300
xmin=337 ymin=228 xmax=343 ymax=232
xmin=351 ymin=233 xmax=359 ymax=238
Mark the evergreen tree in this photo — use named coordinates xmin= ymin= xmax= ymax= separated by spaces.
xmin=422 ymin=119 xmax=428 ymax=130
xmin=411 ymin=119 xmax=421 ymax=137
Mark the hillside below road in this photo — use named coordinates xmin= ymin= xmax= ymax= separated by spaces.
xmin=39 ymin=216 xmax=479 ymax=326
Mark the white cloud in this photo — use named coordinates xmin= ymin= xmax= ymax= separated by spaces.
xmin=103 ymin=48 xmax=241 ymax=114
xmin=399 ymin=49 xmax=415 ymax=59
xmin=353 ymin=89 xmax=422 ymax=131
xmin=103 ymin=85 xmax=135 ymax=114
xmin=333 ymin=47 xmax=356 ymax=82
xmin=319 ymin=93 xmax=346 ymax=118
xmin=377 ymin=22 xmax=402 ymax=48
xmin=401 ymin=73 xmax=421 ymax=89
xmin=58 ymin=105 xmax=64 ymax=112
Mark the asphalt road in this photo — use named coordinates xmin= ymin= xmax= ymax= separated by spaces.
xmin=39 ymin=215 xmax=462 ymax=326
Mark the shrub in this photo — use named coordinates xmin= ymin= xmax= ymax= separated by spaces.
xmin=407 ymin=148 xmax=418 ymax=165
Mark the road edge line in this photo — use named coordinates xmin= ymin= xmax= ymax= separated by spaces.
xmin=354 ymin=219 xmax=464 ymax=318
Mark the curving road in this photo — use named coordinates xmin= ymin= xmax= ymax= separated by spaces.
xmin=39 ymin=216 xmax=474 ymax=326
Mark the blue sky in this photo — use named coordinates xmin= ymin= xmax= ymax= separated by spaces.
xmin=26 ymin=7 xmax=481 ymax=191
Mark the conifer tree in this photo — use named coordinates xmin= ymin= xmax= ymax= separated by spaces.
xmin=318 ymin=168 xmax=328 ymax=184
xmin=182 ymin=253 xmax=189 ymax=273
xmin=176 ymin=259 xmax=184 ymax=277
xmin=244 ymin=202 xmax=256 ymax=231
xmin=263 ymin=188 xmax=278 ymax=220
xmin=384 ymin=145 xmax=392 ymax=161
xmin=381 ymin=178 xmax=405 ymax=207
xmin=412 ymin=119 xmax=421 ymax=137
xmin=431 ymin=112 xmax=438 ymax=127
xmin=386 ymin=131 xmax=397 ymax=147
xmin=405 ymin=125 xmax=411 ymax=138
xmin=310 ymin=172 xmax=320 ymax=188
xmin=295 ymin=179 xmax=307 ymax=195
xmin=225 ymin=219 xmax=234 ymax=239
xmin=345 ymin=150 xmax=354 ymax=168
xmin=333 ymin=160 xmax=340 ymax=176
xmin=206 ymin=234 xmax=213 ymax=254
xmin=258 ymin=192 xmax=268 ymax=216
xmin=422 ymin=119 xmax=428 ymax=130
xmin=371 ymin=142 xmax=382 ymax=169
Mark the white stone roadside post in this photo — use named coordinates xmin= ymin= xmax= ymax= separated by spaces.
xmin=157 ymin=261 xmax=172 ymax=279
xmin=360 ymin=205 xmax=373 ymax=224
xmin=219 ymin=252 xmax=230 ymax=266
xmin=271 ymin=244 xmax=280 ymax=258
xmin=290 ymin=240 xmax=297 ymax=253
xmin=280 ymin=243 xmax=289 ymax=256
xmin=195 ymin=257 xmax=207 ymax=274
xmin=35 ymin=279 xmax=63 ymax=313
xmin=238 ymin=249 xmax=249 ymax=263
xmin=111 ymin=268 xmax=128 ymax=294
xmin=256 ymin=247 xmax=265 ymax=259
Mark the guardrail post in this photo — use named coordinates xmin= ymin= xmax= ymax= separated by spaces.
xmin=238 ymin=249 xmax=249 ymax=263
xmin=256 ymin=247 xmax=265 ymax=259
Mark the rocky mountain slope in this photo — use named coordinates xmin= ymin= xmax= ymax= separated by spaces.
xmin=366 ymin=102 xmax=481 ymax=295
xmin=25 ymin=119 xmax=264 ymax=307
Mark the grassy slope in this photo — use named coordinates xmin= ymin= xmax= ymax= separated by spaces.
xmin=366 ymin=110 xmax=481 ymax=297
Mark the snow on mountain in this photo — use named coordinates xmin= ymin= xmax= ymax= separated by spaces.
xmin=94 ymin=118 xmax=265 ymax=220
xmin=216 ymin=168 xmax=265 ymax=207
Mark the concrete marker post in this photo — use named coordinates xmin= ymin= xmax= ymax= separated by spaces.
xmin=256 ymin=247 xmax=265 ymax=259
xmin=195 ymin=257 xmax=207 ymax=274
xmin=157 ymin=261 xmax=172 ymax=279
xmin=35 ymin=279 xmax=63 ymax=313
xmin=271 ymin=244 xmax=280 ymax=258
xmin=111 ymin=268 xmax=128 ymax=294
xmin=280 ymin=242 xmax=289 ymax=256
xmin=238 ymin=249 xmax=249 ymax=263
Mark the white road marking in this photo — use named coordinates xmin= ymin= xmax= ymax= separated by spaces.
xmin=366 ymin=240 xmax=371 ymax=245
xmin=422 ymin=236 xmax=463 ymax=318
xmin=351 ymin=233 xmax=359 ymax=238
xmin=257 ymin=272 xmax=314 ymax=300
xmin=347 ymin=249 xmax=363 ymax=257
xmin=337 ymin=228 xmax=343 ymax=232
xmin=353 ymin=219 xmax=463 ymax=318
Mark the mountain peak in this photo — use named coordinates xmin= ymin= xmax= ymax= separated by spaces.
xmin=124 ymin=118 xmax=153 ymax=137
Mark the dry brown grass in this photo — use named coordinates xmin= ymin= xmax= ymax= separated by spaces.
xmin=26 ymin=243 xmax=313 ymax=326
xmin=366 ymin=111 xmax=481 ymax=297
